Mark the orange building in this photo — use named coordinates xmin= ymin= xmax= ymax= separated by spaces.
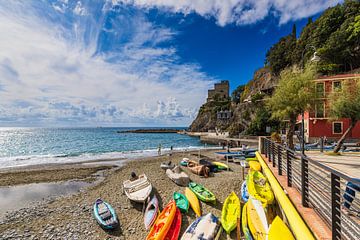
xmin=299 ymin=74 xmax=360 ymax=142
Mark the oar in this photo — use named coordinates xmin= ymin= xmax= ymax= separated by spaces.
xmin=237 ymin=217 xmax=241 ymax=240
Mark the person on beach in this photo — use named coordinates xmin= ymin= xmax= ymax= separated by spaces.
xmin=343 ymin=179 xmax=360 ymax=215
xmin=158 ymin=144 xmax=162 ymax=156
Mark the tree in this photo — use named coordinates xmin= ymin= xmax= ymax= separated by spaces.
xmin=267 ymin=66 xmax=317 ymax=149
xmin=329 ymin=80 xmax=360 ymax=153
xmin=231 ymin=85 xmax=245 ymax=103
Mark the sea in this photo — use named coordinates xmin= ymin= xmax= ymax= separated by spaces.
xmin=0 ymin=127 xmax=211 ymax=169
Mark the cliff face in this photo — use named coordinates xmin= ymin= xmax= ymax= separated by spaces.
xmin=189 ymin=67 xmax=278 ymax=135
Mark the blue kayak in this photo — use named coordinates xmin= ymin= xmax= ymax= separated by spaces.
xmin=93 ymin=199 xmax=119 ymax=230
xmin=241 ymin=181 xmax=249 ymax=202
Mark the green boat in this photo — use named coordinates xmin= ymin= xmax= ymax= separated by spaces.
xmin=173 ymin=192 xmax=189 ymax=213
xmin=188 ymin=182 xmax=216 ymax=203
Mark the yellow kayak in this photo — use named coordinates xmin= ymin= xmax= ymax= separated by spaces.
xmin=221 ymin=191 xmax=240 ymax=234
xmin=247 ymin=198 xmax=268 ymax=240
xmin=268 ymin=216 xmax=295 ymax=240
xmin=249 ymin=161 xmax=261 ymax=171
xmin=185 ymin=187 xmax=201 ymax=217
xmin=246 ymin=157 xmax=258 ymax=161
xmin=247 ymin=171 xmax=274 ymax=206
xmin=241 ymin=202 xmax=252 ymax=240
xmin=212 ymin=161 xmax=229 ymax=170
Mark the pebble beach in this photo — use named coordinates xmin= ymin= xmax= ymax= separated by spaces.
xmin=0 ymin=149 xmax=246 ymax=239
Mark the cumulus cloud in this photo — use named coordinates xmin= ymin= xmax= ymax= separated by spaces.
xmin=119 ymin=0 xmax=342 ymax=26
xmin=0 ymin=0 xmax=214 ymax=126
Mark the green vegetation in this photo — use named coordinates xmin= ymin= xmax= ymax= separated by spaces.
xmin=246 ymin=107 xmax=279 ymax=136
xmin=267 ymin=66 xmax=317 ymax=149
xmin=329 ymin=80 xmax=360 ymax=153
xmin=231 ymin=85 xmax=245 ymax=103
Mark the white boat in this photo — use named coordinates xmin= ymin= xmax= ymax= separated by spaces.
xmin=123 ymin=174 xmax=152 ymax=203
xmin=166 ymin=166 xmax=190 ymax=187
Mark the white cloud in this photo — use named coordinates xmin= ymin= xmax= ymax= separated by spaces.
xmin=0 ymin=1 xmax=214 ymax=127
xmin=119 ymin=0 xmax=342 ymax=26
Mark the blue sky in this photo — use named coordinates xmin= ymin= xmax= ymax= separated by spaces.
xmin=0 ymin=0 xmax=342 ymax=127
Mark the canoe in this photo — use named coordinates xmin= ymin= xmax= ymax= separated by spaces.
xmin=199 ymin=159 xmax=218 ymax=172
xmin=221 ymin=191 xmax=241 ymax=234
xmin=93 ymin=199 xmax=119 ymax=230
xmin=241 ymin=202 xmax=253 ymax=240
xmin=212 ymin=161 xmax=229 ymax=170
xmin=268 ymin=216 xmax=294 ymax=240
xmin=241 ymin=181 xmax=249 ymax=202
xmin=161 ymin=161 xmax=175 ymax=170
xmin=249 ymin=161 xmax=261 ymax=171
xmin=247 ymin=198 xmax=268 ymax=240
xmin=247 ymin=171 xmax=274 ymax=206
xmin=166 ymin=166 xmax=190 ymax=186
xmin=188 ymin=182 xmax=216 ymax=203
xmin=164 ymin=208 xmax=182 ymax=240
xmin=185 ymin=187 xmax=201 ymax=217
xmin=173 ymin=192 xmax=189 ymax=213
xmin=146 ymin=200 xmax=176 ymax=240
xmin=144 ymin=195 xmax=159 ymax=230
xmin=123 ymin=174 xmax=152 ymax=203
xmin=181 ymin=213 xmax=221 ymax=240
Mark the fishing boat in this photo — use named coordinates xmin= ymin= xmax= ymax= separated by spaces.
xmin=221 ymin=191 xmax=241 ymax=234
xmin=166 ymin=166 xmax=190 ymax=186
xmin=144 ymin=195 xmax=159 ymax=230
xmin=188 ymin=182 xmax=216 ymax=203
xmin=181 ymin=213 xmax=221 ymax=240
xmin=93 ymin=199 xmax=119 ymax=230
xmin=123 ymin=174 xmax=152 ymax=203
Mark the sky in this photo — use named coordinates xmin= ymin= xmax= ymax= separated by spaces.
xmin=0 ymin=0 xmax=342 ymax=127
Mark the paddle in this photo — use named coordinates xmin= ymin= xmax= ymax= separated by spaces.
xmin=236 ymin=217 xmax=241 ymax=240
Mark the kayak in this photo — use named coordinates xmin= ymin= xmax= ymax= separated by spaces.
xmin=144 ymin=195 xmax=159 ymax=230
xmin=173 ymin=192 xmax=189 ymax=213
xmin=212 ymin=161 xmax=229 ymax=170
xmin=221 ymin=191 xmax=240 ymax=234
xmin=241 ymin=202 xmax=253 ymax=240
xmin=181 ymin=213 xmax=221 ymax=240
xmin=146 ymin=200 xmax=176 ymax=240
xmin=268 ymin=216 xmax=294 ymax=240
xmin=246 ymin=157 xmax=258 ymax=161
xmin=241 ymin=181 xmax=249 ymax=202
xmin=249 ymin=161 xmax=261 ymax=171
xmin=247 ymin=171 xmax=274 ymax=206
xmin=93 ymin=199 xmax=119 ymax=230
xmin=247 ymin=198 xmax=268 ymax=240
xmin=188 ymin=182 xmax=216 ymax=203
xmin=199 ymin=159 xmax=218 ymax=172
xmin=185 ymin=187 xmax=201 ymax=217
xmin=164 ymin=208 xmax=182 ymax=240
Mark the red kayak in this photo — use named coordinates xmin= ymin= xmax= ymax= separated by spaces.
xmin=164 ymin=208 xmax=182 ymax=240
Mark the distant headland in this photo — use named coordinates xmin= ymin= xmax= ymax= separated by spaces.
xmin=117 ymin=129 xmax=184 ymax=133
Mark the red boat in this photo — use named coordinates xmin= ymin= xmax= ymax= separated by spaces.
xmin=164 ymin=208 xmax=182 ymax=240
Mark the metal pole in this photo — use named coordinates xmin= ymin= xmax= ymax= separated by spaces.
xmin=331 ymin=173 xmax=341 ymax=240
xmin=302 ymin=112 xmax=305 ymax=156
xmin=286 ymin=150 xmax=292 ymax=187
xmin=301 ymin=155 xmax=309 ymax=207
xmin=278 ymin=145 xmax=282 ymax=175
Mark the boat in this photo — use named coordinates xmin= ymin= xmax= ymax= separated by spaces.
xmin=181 ymin=213 xmax=221 ymax=240
xmin=123 ymin=174 xmax=152 ymax=203
xmin=246 ymin=157 xmax=258 ymax=161
xmin=185 ymin=187 xmax=201 ymax=217
xmin=247 ymin=198 xmax=268 ymax=240
xmin=188 ymin=182 xmax=216 ymax=203
xmin=144 ymin=195 xmax=159 ymax=230
xmin=221 ymin=191 xmax=241 ymax=234
xmin=164 ymin=208 xmax=182 ymax=240
xmin=166 ymin=166 xmax=190 ymax=186
xmin=173 ymin=192 xmax=189 ymax=213
xmin=241 ymin=181 xmax=249 ymax=202
xmin=249 ymin=161 xmax=261 ymax=171
xmin=241 ymin=202 xmax=253 ymax=240
xmin=93 ymin=199 xmax=119 ymax=230
xmin=161 ymin=161 xmax=175 ymax=170
xmin=146 ymin=200 xmax=177 ymax=240
xmin=268 ymin=216 xmax=295 ymax=240
xmin=199 ymin=159 xmax=218 ymax=172
xmin=180 ymin=158 xmax=189 ymax=166
xmin=247 ymin=171 xmax=274 ymax=206
xmin=212 ymin=161 xmax=229 ymax=170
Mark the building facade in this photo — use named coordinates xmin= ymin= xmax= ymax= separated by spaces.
xmin=207 ymin=80 xmax=229 ymax=102
xmin=299 ymin=74 xmax=360 ymax=142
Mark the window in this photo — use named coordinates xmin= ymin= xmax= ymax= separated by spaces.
xmin=333 ymin=81 xmax=342 ymax=91
xmin=333 ymin=122 xmax=343 ymax=134
xmin=315 ymin=102 xmax=325 ymax=118
xmin=316 ymin=82 xmax=325 ymax=97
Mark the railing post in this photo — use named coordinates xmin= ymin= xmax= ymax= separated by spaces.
xmin=278 ymin=145 xmax=282 ymax=175
xmin=268 ymin=141 xmax=271 ymax=162
xmin=331 ymin=173 xmax=341 ymax=240
xmin=301 ymin=155 xmax=309 ymax=207
xmin=272 ymin=142 xmax=276 ymax=167
xmin=264 ymin=139 xmax=268 ymax=158
xmin=287 ymin=150 xmax=292 ymax=187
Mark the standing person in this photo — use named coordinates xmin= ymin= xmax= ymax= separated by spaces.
xmin=158 ymin=144 xmax=162 ymax=156
xmin=170 ymin=145 xmax=173 ymax=157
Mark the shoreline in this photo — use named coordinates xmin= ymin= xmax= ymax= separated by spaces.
xmin=0 ymin=149 xmax=245 ymax=239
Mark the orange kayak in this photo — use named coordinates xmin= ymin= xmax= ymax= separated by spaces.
xmin=164 ymin=208 xmax=182 ymax=240
xmin=146 ymin=200 xmax=177 ymax=240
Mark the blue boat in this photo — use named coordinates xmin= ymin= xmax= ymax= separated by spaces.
xmin=241 ymin=181 xmax=249 ymax=202
xmin=93 ymin=199 xmax=119 ymax=230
